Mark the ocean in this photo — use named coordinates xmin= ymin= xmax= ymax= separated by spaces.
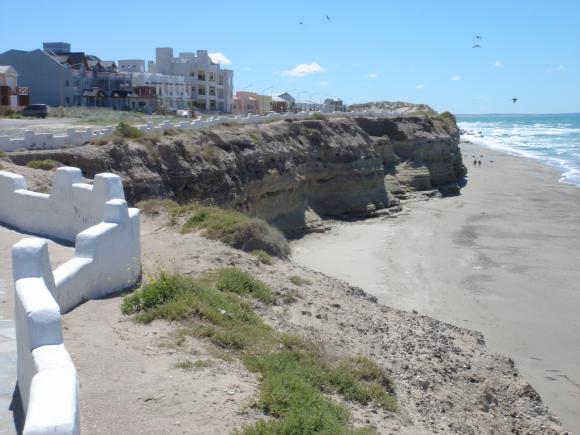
xmin=457 ymin=113 xmax=580 ymax=187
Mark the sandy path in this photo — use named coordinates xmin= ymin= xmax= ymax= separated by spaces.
xmin=293 ymin=142 xmax=580 ymax=432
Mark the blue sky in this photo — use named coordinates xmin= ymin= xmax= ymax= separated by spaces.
xmin=1 ymin=0 xmax=579 ymax=114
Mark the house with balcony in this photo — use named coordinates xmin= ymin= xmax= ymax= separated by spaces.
xmin=0 ymin=42 xmax=131 ymax=108
xmin=0 ymin=65 xmax=30 ymax=113
xmin=233 ymin=91 xmax=260 ymax=115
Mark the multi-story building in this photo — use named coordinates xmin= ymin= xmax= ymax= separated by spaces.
xmin=129 ymin=72 xmax=191 ymax=110
xmin=324 ymin=98 xmax=346 ymax=112
xmin=147 ymin=48 xmax=233 ymax=113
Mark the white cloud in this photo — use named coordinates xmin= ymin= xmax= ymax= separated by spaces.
xmin=450 ymin=75 xmax=461 ymax=81
xmin=547 ymin=65 xmax=566 ymax=72
xmin=368 ymin=73 xmax=379 ymax=79
xmin=209 ymin=52 xmax=231 ymax=65
xmin=320 ymin=80 xmax=329 ymax=87
xmin=416 ymin=84 xmax=425 ymax=90
xmin=282 ymin=62 xmax=326 ymax=77
xmin=494 ymin=60 xmax=503 ymax=68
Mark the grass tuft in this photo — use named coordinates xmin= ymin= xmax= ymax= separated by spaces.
xmin=252 ymin=250 xmax=273 ymax=265
xmin=26 ymin=159 xmax=60 ymax=171
xmin=173 ymin=359 xmax=214 ymax=370
xmin=115 ymin=121 xmax=143 ymax=139
xmin=182 ymin=206 xmax=289 ymax=258
xmin=215 ymin=267 xmax=276 ymax=304
xmin=288 ymin=275 xmax=312 ymax=286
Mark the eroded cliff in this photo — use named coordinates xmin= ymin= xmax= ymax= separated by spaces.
xmin=6 ymin=114 xmax=466 ymax=235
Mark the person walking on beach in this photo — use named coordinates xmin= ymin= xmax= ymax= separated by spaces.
xmin=478 ymin=160 xmax=482 ymax=167
xmin=473 ymin=159 xmax=477 ymax=167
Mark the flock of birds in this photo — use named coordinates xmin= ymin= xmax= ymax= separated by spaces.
xmin=472 ymin=35 xmax=518 ymax=104
xmin=297 ymin=19 xmax=519 ymax=105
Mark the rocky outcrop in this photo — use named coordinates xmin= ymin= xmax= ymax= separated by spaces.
xmin=6 ymin=114 xmax=465 ymax=235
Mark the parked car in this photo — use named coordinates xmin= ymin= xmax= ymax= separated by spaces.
xmin=20 ymin=104 xmax=48 ymax=118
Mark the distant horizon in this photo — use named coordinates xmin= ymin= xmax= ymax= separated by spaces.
xmin=456 ymin=112 xmax=580 ymax=116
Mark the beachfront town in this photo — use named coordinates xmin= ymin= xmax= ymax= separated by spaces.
xmin=0 ymin=42 xmax=346 ymax=116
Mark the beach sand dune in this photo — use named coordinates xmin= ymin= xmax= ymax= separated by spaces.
xmin=293 ymin=142 xmax=580 ymax=431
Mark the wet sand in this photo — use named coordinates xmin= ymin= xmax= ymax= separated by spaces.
xmin=292 ymin=142 xmax=580 ymax=431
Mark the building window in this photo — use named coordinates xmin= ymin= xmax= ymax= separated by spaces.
xmin=209 ymin=87 xmax=216 ymax=97
xmin=209 ymin=72 xmax=216 ymax=82
xmin=198 ymin=71 xmax=206 ymax=81
xmin=198 ymin=86 xmax=206 ymax=96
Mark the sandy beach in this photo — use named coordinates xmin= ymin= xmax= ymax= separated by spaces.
xmin=293 ymin=142 xmax=580 ymax=431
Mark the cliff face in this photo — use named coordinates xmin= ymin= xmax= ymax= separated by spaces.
xmin=7 ymin=115 xmax=465 ymax=235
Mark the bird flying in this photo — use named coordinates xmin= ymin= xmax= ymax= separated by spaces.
xmin=476 ymin=35 xmax=482 ymax=39
xmin=299 ymin=21 xmax=304 ymax=25
xmin=512 ymin=98 xmax=518 ymax=103
xmin=472 ymin=44 xmax=481 ymax=48
xmin=326 ymin=15 xmax=331 ymax=22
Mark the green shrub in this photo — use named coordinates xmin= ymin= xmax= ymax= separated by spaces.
xmin=308 ymin=112 xmax=328 ymax=121
xmin=288 ymin=275 xmax=311 ymax=286
xmin=26 ymin=159 xmax=60 ymax=171
xmin=173 ymin=359 xmax=214 ymax=370
xmin=121 ymin=271 xmax=276 ymax=350
xmin=0 ymin=150 xmax=6 ymax=158
xmin=137 ymin=199 xmax=180 ymax=216
xmin=215 ymin=267 xmax=275 ymax=304
xmin=115 ymin=121 xmax=143 ymax=139
xmin=182 ymin=207 xmax=289 ymax=258
xmin=252 ymin=250 xmax=273 ymax=265
xmin=241 ymin=351 xmax=395 ymax=434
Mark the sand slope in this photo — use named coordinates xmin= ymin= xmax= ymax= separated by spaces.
xmin=293 ymin=142 xmax=580 ymax=431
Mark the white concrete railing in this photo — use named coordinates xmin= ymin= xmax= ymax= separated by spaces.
xmin=0 ymin=110 xmax=394 ymax=152
xmin=0 ymin=167 xmax=126 ymax=243
xmin=13 ymin=238 xmax=79 ymax=435
xmin=4 ymin=168 xmax=141 ymax=434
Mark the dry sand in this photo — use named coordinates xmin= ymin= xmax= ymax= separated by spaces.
xmin=293 ymin=142 xmax=580 ymax=431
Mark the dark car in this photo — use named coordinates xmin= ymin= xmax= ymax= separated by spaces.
xmin=20 ymin=104 xmax=48 ymax=118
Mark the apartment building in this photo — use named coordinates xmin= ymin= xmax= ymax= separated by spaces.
xmin=147 ymin=48 xmax=233 ymax=113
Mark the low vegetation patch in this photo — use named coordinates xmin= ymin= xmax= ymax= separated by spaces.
xmin=122 ymin=269 xmax=396 ymax=433
xmin=115 ymin=121 xmax=144 ymax=139
xmin=308 ymin=112 xmax=328 ymax=121
xmin=182 ymin=206 xmax=290 ymax=258
xmin=252 ymin=250 xmax=273 ymax=265
xmin=173 ymin=359 xmax=215 ymax=370
xmin=26 ymin=159 xmax=60 ymax=171
xmin=288 ymin=275 xmax=312 ymax=287
xmin=0 ymin=150 xmax=6 ymax=158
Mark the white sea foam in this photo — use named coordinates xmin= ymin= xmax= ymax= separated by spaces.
xmin=458 ymin=114 xmax=580 ymax=187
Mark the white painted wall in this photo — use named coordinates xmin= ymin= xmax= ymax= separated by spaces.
xmin=13 ymin=238 xmax=79 ymax=435
xmin=6 ymin=168 xmax=141 ymax=434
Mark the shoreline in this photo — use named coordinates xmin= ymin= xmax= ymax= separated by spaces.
xmin=293 ymin=142 xmax=580 ymax=431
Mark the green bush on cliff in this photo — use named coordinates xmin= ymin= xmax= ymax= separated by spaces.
xmin=182 ymin=206 xmax=290 ymax=258
xmin=115 ymin=121 xmax=143 ymax=139
xmin=26 ymin=159 xmax=60 ymax=171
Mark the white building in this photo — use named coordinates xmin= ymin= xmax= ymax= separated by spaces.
xmin=148 ymin=48 xmax=233 ymax=113
xmin=129 ymin=72 xmax=191 ymax=110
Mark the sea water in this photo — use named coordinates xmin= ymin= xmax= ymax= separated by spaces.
xmin=457 ymin=113 xmax=580 ymax=187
